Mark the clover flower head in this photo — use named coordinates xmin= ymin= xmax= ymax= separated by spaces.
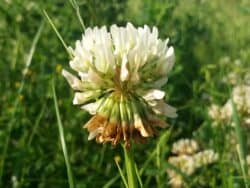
xmin=62 ymin=23 xmax=177 ymax=146
xmin=193 ymin=149 xmax=218 ymax=168
xmin=208 ymin=84 xmax=250 ymax=128
xmin=168 ymin=141 xmax=218 ymax=188
xmin=232 ymin=85 xmax=250 ymax=114
xmin=168 ymin=155 xmax=195 ymax=187
xmin=172 ymin=139 xmax=199 ymax=155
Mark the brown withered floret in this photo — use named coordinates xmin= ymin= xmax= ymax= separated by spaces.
xmin=84 ymin=109 xmax=168 ymax=148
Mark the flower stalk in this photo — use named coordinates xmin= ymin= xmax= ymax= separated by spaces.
xmin=123 ymin=145 xmax=139 ymax=188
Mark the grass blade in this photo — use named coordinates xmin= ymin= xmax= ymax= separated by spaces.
xmin=68 ymin=0 xmax=86 ymax=31
xmin=52 ymin=80 xmax=75 ymax=188
xmin=19 ymin=104 xmax=46 ymax=186
xmin=43 ymin=10 xmax=72 ymax=58
xmin=134 ymin=163 xmax=143 ymax=188
xmin=114 ymin=156 xmax=128 ymax=188
xmin=27 ymin=104 xmax=46 ymax=146
xmin=102 ymin=174 xmax=119 ymax=188
xmin=139 ymin=128 xmax=172 ymax=175
xmin=231 ymin=99 xmax=248 ymax=188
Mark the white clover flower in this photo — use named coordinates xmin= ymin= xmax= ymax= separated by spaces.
xmin=193 ymin=149 xmax=218 ymax=169
xmin=245 ymin=73 xmax=250 ymax=85
xmin=222 ymin=72 xmax=239 ymax=85
xmin=208 ymin=104 xmax=220 ymax=120
xmin=168 ymin=138 xmax=218 ymax=187
xmin=167 ymin=155 xmax=195 ymax=188
xmin=208 ymin=104 xmax=231 ymax=126
xmin=208 ymin=84 xmax=250 ymax=128
xmin=11 ymin=176 xmax=18 ymax=188
xmin=168 ymin=174 xmax=183 ymax=188
xmin=172 ymin=139 xmax=199 ymax=155
xmin=168 ymin=155 xmax=196 ymax=175
xmin=232 ymin=85 xmax=250 ymax=114
xmin=221 ymin=101 xmax=233 ymax=120
xmin=62 ymin=23 xmax=177 ymax=146
xmin=243 ymin=118 xmax=250 ymax=127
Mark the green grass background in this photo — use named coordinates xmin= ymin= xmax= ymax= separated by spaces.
xmin=0 ymin=0 xmax=250 ymax=187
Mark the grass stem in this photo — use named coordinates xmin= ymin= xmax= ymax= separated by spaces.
xmin=43 ymin=10 xmax=72 ymax=58
xmin=231 ymin=99 xmax=249 ymax=188
xmin=52 ymin=80 xmax=75 ymax=188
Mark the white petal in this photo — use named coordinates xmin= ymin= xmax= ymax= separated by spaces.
xmin=152 ymin=100 xmax=177 ymax=118
xmin=73 ymin=91 xmax=100 ymax=105
xmin=147 ymin=100 xmax=157 ymax=106
xmin=88 ymin=69 xmax=100 ymax=82
xmin=165 ymin=46 xmax=175 ymax=72
xmin=81 ymin=100 xmax=102 ymax=115
xmin=130 ymin=70 xmax=140 ymax=84
xmin=153 ymin=77 xmax=168 ymax=88
xmin=143 ymin=89 xmax=165 ymax=101
xmin=62 ymin=69 xmax=84 ymax=90
xmin=157 ymin=46 xmax=175 ymax=75
xmin=69 ymin=59 xmax=87 ymax=73
xmin=120 ymin=54 xmax=129 ymax=81
xmin=166 ymin=46 xmax=174 ymax=59
xmin=134 ymin=115 xmax=150 ymax=137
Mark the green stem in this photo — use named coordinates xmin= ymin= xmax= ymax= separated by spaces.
xmin=123 ymin=145 xmax=138 ymax=188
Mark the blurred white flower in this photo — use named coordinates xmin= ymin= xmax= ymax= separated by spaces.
xmin=11 ymin=176 xmax=18 ymax=188
xmin=167 ymin=155 xmax=195 ymax=188
xmin=208 ymin=84 xmax=250 ymax=127
xmin=220 ymin=56 xmax=230 ymax=65
xmin=168 ymin=155 xmax=195 ymax=188
xmin=222 ymin=72 xmax=239 ymax=85
xmin=208 ymin=104 xmax=222 ymax=121
xmin=232 ymin=85 xmax=250 ymax=114
xmin=243 ymin=118 xmax=250 ymax=127
xmin=63 ymin=23 xmax=176 ymax=146
xmin=169 ymin=155 xmax=196 ymax=175
xmin=234 ymin=59 xmax=242 ymax=65
xmin=168 ymin=174 xmax=183 ymax=188
xmin=208 ymin=103 xmax=232 ymax=126
xmin=193 ymin=149 xmax=218 ymax=168
xmin=172 ymin=139 xmax=199 ymax=155
xmin=245 ymin=73 xmax=250 ymax=85
xmin=168 ymin=139 xmax=218 ymax=188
